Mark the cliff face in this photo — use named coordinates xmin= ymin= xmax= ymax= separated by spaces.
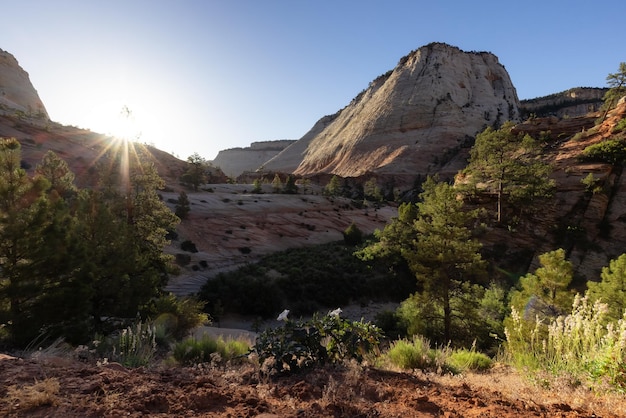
xmin=520 ymin=87 xmax=608 ymax=118
xmin=264 ymin=43 xmax=520 ymax=182
xmin=0 ymin=49 xmax=48 ymax=119
xmin=211 ymin=140 xmax=296 ymax=178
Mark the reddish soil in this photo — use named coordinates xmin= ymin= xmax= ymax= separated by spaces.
xmin=1 ymin=354 xmax=623 ymax=417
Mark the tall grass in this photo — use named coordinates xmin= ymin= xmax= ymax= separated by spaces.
xmin=505 ymin=294 xmax=626 ymax=390
xmin=172 ymin=335 xmax=250 ymax=365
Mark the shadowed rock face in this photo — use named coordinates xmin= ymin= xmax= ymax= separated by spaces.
xmin=264 ymin=43 xmax=520 ymax=183
xmin=212 ymin=140 xmax=296 ymax=178
xmin=0 ymin=49 xmax=48 ymax=119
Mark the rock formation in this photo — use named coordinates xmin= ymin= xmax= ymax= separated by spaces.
xmin=520 ymin=87 xmax=607 ymax=118
xmin=0 ymin=48 xmax=48 ymax=119
xmin=212 ymin=139 xmax=296 ymax=178
xmin=263 ymin=43 xmax=520 ymax=183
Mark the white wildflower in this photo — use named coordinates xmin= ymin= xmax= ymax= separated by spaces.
xmin=329 ymin=308 xmax=342 ymax=317
xmin=277 ymin=309 xmax=290 ymax=321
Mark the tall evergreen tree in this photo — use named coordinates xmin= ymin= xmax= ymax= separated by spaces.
xmin=0 ymin=138 xmax=84 ymax=344
xmin=402 ymin=177 xmax=487 ymax=343
xmin=462 ymin=122 xmax=554 ymax=223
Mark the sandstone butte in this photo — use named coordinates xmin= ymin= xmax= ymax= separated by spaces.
xmin=262 ymin=42 xmax=520 ymax=184
xmin=0 ymin=48 xmax=48 ymax=119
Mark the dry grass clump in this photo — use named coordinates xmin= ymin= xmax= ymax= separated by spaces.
xmin=6 ymin=377 xmax=60 ymax=410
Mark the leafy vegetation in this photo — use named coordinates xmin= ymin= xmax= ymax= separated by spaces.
xmin=254 ymin=313 xmax=381 ymax=375
xmin=172 ymin=335 xmax=250 ymax=365
xmin=580 ymin=139 xmax=626 ymax=165
xmin=0 ymin=138 xmax=178 ymax=347
xmin=198 ymin=240 xmax=415 ymax=319
xmin=462 ymin=121 xmax=554 ymax=223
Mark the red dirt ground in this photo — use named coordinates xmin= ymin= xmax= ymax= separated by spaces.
xmin=1 ymin=354 xmax=623 ymax=417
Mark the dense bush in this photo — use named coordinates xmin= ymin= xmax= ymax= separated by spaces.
xmin=580 ymin=139 xmax=626 ymax=165
xmin=254 ymin=313 xmax=381 ymax=375
xmin=198 ymin=241 xmax=415 ymax=320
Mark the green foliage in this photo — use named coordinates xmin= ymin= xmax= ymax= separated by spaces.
xmin=175 ymin=191 xmax=190 ymax=219
xmin=364 ymin=178 xmax=383 ymax=202
xmin=180 ymin=152 xmax=208 ymax=191
xmin=586 ymin=253 xmax=626 ymax=322
xmin=580 ymin=172 xmax=603 ymax=194
xmin=403 ymin=177 xmax=487 ymax=343
xmin=198 ymin=241 xmax=414 ymax=319
xmin=462 ymin=121 xmax=555 ymax=223
xmin=356 ymin=202 xmax=418 ymax=265
xmin=580 ymin=139 xmax=626 ymax=165
xmin=601 ymin=62 xmax=626 ymax=115
xmin=105 ymin=321 xmax=157 ymax=368
xmin=0 ymin=138 xmax=179 ymax=347
xmin=254 ymin=313 xmax=381 ymax=375
xmin=614 ymin=118 xmax=626 ymax=134
xmin=271 ymin=174 xmax=282 ymax=193
xmin=342 ymin=222 xmax=363 ymax=246
xmin=506 ymin=294 xmax=626 ymax=390
xmin=282 ymin=175 xmax=298 ymax=194
xmin=251 ymin=178 xmax=263 ymax=193
xmin=386 ymin=336 xmax=436 ymax=370
xmin=172 ymin=335 xmax=250 ymax=365
xmin=447 ymin=348 xmax=492 ymax=372
xmin=509 ymin=249 xmax=574 ymax=324
xmin=35 ymin=150 xmax=76 ymax=197
xmin=144 ymin=294 xmax=209 ymax=340
xmin=324 ymin=175 xmax=341 ymax=196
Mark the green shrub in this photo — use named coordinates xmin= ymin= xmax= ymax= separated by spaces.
xmin=343 ymin=222 xmax=363 ymax=246
xmin=254 ymin=313 xmax=381 ymax=375
xmin=145 ymin=294 xmax=209 ymax=340
xmin=505 ymin=294 xmax=626 ymax=390
xmin=580 ymin=139 xmax=626 ymax=165
xmin=387 ymin=336 xmax=435 ymax=370
xmin=613 ymin=118 xmax=626 ymax=133
xmin=447 ymin=348 xmax=492 ymax=372
xmin=99 ymin=321 xmax=157 ymax=368
xmin=172 ymin=335 xmax=250 ymax=365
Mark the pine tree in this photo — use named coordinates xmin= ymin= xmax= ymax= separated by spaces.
xmin=462 ymin=122 xmax=554 ymax=223
xmin=175 ymin=190 xmax=191 ymax=219
xmin=510 ymin=248 xmax=574 ymax=321
xmin=181 ymin=152 xmax=208 ymax=191
xmin=601 ymin=62 xmax=626 ymax=119
xmin=587 ymin=253 xmax=626 ymax=322
xmin=283 ymin=175 xmax=298 ymax=194
xmin=402 ymin=177 xmax=487 ymax=343
xmin=35 ymin=150 xmax=76 ymax=197
xmin=324 ymin=175 xmax=341 ymax=196
xmin=0 ymin=138 xmax=84 ymax=344
xmin=271 ymin=174 xmax=282 ymax=193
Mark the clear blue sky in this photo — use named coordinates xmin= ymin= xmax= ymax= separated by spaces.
xmin=2 ymin=0 xmax=623 ymax=160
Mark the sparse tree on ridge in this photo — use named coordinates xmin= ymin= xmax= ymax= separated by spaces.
xmin=601 ymin=62 xmax=626 ymax=120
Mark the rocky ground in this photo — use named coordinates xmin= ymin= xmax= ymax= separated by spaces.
xmin=1 ymin=353 xmax=624 ymax=417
